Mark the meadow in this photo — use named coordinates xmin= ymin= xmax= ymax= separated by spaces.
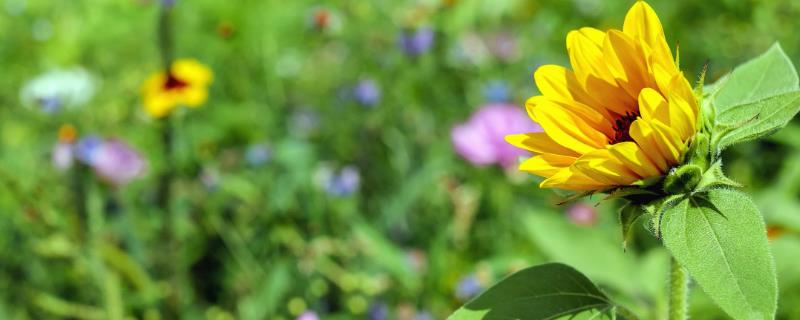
xmin=2 ymin=0 xmax=800 ymax=319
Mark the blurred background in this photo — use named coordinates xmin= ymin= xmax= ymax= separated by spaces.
xmin=2 ymin=0 xmax=800 ymax=319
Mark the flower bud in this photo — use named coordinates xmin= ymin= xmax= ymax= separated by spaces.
xmin=663 ymin=164 xmax=703 ymax=195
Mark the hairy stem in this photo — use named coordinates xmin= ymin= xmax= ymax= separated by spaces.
xmin=668 ymin=257 xmax=689 ymax=320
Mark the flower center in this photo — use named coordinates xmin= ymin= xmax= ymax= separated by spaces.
xmin=610 ymin=111 xmax=639 ymax=144
xmin=163 ymin=73 xmax=189 ymax=91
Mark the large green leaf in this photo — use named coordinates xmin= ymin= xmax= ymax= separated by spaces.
xmin=448 ymin=263 xmax=618 ymax=320
xmin=661 ymin=189 xmax=777 ymax=320
xmin=712 ymin=43 xmax=799 ymax=113
xmin=716 ymin=91 xmax=800 ymax=149
xmin=710 ymin=43 xmax=800 ymax=150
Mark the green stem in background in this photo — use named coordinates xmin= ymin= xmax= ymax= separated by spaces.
xmin=668 ymin=257 xmax=689 ymax=320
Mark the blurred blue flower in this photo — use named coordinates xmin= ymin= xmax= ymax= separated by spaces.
xmin=482 ymin=80 xmax=510 ymax=103
xmin=354 ymin=79 xmax=381 ymax=107
xmin=400 ymin=27 xmax=435 ymax=56
xmin=367 ymin=301 xmax=389 ymax=320
xmin=289 ymin=108 xmax=320 ymax=138
xmin=74 ymin=135 xmax=103 ymax=165
xmin=161 ymin=0 xmax=176 ymax=7
xmin=245 ymin=143 xmax=272 ymax=167
xmin=455 ymin=274 xmax=482 ymax=301
xmin=415 ymin=311 xmax=433 ymax=320
xmin=316 ymin=164 xmax=361 ymax=197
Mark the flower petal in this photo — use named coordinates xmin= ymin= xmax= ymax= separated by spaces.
xmin=572 ymin=149 xmax=642 ymax=186
xmin=622 ymin=1 xmax=675 ymax=70
xmin=519 ymin=154 xmax=576 ymax=177
xmin=540 ymin=167 xmax=607 ymax=191
xmin=505 ymin=132 xmax=580 ymax=157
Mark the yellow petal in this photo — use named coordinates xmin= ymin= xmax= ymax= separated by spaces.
xmin=533 ymin=65 xmax=607 ymax=115
xmin=622 ymin=1 xmax=675 ymax=70
xmin=638 ymin=88 xmax=669 ymax=123
xmin=567 ymin=28 xmax=616 ymax=85
xmin=667 ymin=94 xmax=695 ymax=141
xmin=535 ymin=97 xmax=614 ymax=138
xmin=533 ymin=101 xmax=609 ymax=154
xmin=519 ymin=154 xmax=576 ymax=177
xmin=650 ymin=119 xmax=685 ymax=164
xmin=603 ymin=30 xmax=649 ymax=99
xmin=629 ymin=119 xmax=669 ymax=171
xmin=572 ymin=149 xmax=642 ymax=186
xmin=173 ymin=59 xmax=213 ymax=86
xmin=505 ymin=132 xmax=580 ymax=157
xmin=540 ymin=167 xmax=607 ymax=191
xmin=607 ymin=141 xmax=662 ymax=178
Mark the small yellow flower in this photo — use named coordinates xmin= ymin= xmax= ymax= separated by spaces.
xmin=506 ymin=1 xmax=698 ymax=191
xmin=141 ymin=59 xmax=213 ymax=118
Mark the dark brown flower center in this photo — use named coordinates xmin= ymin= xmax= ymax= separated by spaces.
xmin=163 ymin=73 xmax=189 ymax=91
xmin=610 ymin=111 xmax=639 ymax=144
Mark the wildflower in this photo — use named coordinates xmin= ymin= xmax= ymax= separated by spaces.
xmin=354 ymin=79 xmax=381 ymax=107
xmin=566 ymin=203 xmax=598 ymax=226
xmin=52 ymin=125 xmax=77 ymax=170
xmin=308 ymin=7 xmax=342 ymax=34
xmin=141 ymin=59 xmax=212 ymax=118
xmin=452 ymin=103 xmax=541 ymax=168
xmin=487 ymin=32 xmax=519 ymax=62
xmin=296 ymin=311 xmax=319 ymax=320
xmin=455 ymin=274 xmax=482 ymax=301
xmin=400 ymin=27 xmax=435 ymax=56
xmin=21 ymin=67 xmax=95 ymax=113
xmin=315 ymin=164 xmax=361 ymax=197
xmin=244 ymin=143 xmax=271 ymax=167
xmin=74 ymin=135 xmax=104 ymax=165
xmin=367 ymin=302 xmax=389 ymax=320
xmin=506 ymin=1 xmax=698 ymax=191
xmin=289 ymin=108 xmax=320 ymax=138
xmin=483 ymin=80 xmax=511 ymax=103
xmin=91 ymin=140 xmax=146 ymax=186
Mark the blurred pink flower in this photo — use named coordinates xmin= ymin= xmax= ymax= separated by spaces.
xmin=52 ymin=142 xmax=74 ymax=170
xmin=451 ymin=103 xmax=542 ymax=168
xmin=297 ymin=311 xmax=319 ymax=320
xmin=91 ymin=139 xmax=146 ymax=186
xmin=566 ymin=203 xmax=598 ymax=226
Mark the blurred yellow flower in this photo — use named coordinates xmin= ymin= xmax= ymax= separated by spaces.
xmin=141 ymin=59 xmax=212 ymax=118
xmin=506 ymin=1 xmax=698 ymax=191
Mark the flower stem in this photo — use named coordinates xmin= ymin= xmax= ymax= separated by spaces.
xmin=668 ymin=257 xmax=689 ymax=320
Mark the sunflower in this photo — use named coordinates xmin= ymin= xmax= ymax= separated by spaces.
xmin=506 ymin=1 xmax=699 ymax=191
xmin=141 ymin=59 xmax=213 ymax=118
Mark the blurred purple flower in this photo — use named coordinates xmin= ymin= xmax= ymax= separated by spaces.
xmin=483 ymin=80 xmax=510 ymax=103
xmin=354 ymin=79 xmax=381 ymax=107
xmin=91 ymin=139 xmax=146 ymax=186
xmin=400 ymin=27 xmax=434 ymax=56
xmin=451 ymin=103 xmax=542 ymax=168
xmin=297 ymin=311 xmax=319 ymax=320
xmin=74 ymin=135 xmax=103 ymax=165
xmin=52 ymin=142 xmax=74 ymax=170
xmin=161 ymin=0 xmax=176 ymax=7
xmin=455 ymin=274 xmax=482 ymax=301
xmin=566 ymin=203 xmax=598 ymax=226
xmin=367 ymin=302 xmax=389 ymax=320
xmin=245 ymin=143 xmax=271 ymax=167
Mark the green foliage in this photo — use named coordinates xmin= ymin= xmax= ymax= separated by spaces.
xmin=711 ymin=44 xmax=800 ymax=151
xmin=661 ymin=189 xmax=777 ymax=320
xmin=448 ymin=263 xmax=622 ymax=320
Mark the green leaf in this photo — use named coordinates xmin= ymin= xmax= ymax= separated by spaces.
xmin=716 ymin=91 xmax=800 ymax=149
xmin=618 ymin=203 xmax=645 ymax=250
xmin=712 ymin=43 xmax=799 ymax=113
xmin=448 ymin=263 xmax=618 ymax=320
xmin=661 ymin=189 xmax=777 ymax=320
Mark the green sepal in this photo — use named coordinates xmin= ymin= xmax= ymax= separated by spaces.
xmin=693 ymin=161 xmax=742 ymax=194
xmin=662 ymin=164 xmax=703 ymax=195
